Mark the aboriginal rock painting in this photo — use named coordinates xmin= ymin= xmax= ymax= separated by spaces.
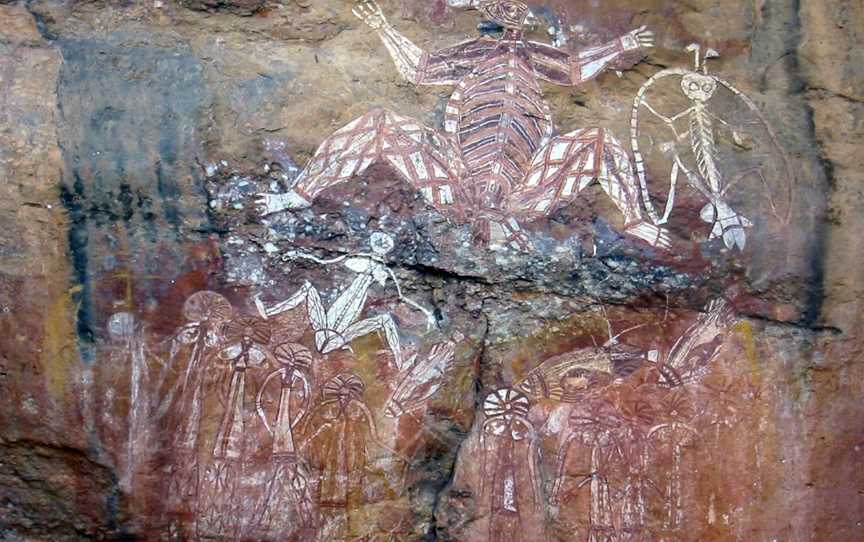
xmin=258 ymin=0 xmax=669 ymax=249
xmin=631 ymin=44 xmax=795 ymax=251
xmin=449 ymin=298 xmax=759 ymax=542
xmin=103 ymin=285 xmax=759 ymax=539
xmin=97 ymin=244 xmax=460 ymax=540
xmin=257 ymin=0 xmax=793 ymax=253
xmin=93 ymin=2 xmax=790 ymax=541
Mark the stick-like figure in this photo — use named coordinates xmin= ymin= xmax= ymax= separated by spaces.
xmin=480 ymin=388 xmax=543 ymax=542
xmin=252 ymin=343 xmax=317 ymax=540
xmin=632 ymin=44 xmax=795 ymax=250
xmin=255 ymin=232 xmax=435 ymax=371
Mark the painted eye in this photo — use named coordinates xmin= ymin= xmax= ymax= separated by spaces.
xmin=703 ymin=83 xmax=713 ymax=92
xmin=689 ymin=82 xmax=699 ymax=90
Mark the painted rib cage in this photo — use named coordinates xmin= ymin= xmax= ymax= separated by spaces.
xmin=446 ymin=45 xmax=552 ymax=208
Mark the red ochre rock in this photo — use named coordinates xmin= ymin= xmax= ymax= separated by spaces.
xmin=0 ymin=1 xmax=862 ymax=541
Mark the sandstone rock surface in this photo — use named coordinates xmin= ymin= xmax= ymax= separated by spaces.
xmin=0 ymin=1 xmax=861 ymax=540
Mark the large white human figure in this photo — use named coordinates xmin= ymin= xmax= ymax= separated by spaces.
xmin=255 ymin=232 xmax=435 ymax=370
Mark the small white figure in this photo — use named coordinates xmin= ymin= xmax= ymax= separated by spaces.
xmin=255 ymin=232 xmax=436 ymax=370
xmin=107 ymin=312 xmax=152 ymax=491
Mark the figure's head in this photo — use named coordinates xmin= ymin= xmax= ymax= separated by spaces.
xmin=449 ymin=0 xmax=537 ymax=30
xmin=323 ymin=372 xmax=366 ymax=410
xmin=370 ymin=231 xmax=395 ymax=255
xmin=681 ymin=73 xmax=717 ymax=102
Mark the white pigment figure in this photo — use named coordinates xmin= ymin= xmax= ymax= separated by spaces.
xmin=632 ymin=44 xmax=795 ymax=251
xmin=255 ymin=232 xmax=435 ymax=370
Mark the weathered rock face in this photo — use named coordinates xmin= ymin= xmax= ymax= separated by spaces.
xmin=0 ymin=0 xmax=862 ymax=540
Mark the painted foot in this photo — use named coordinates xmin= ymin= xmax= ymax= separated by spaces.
xmin=255 ymin=190 xmax=310 ymax=216
xmin=473 ymin=212 xmax=532 ymax=251
xmin=625 ymin=221 xmax=672 ymax=249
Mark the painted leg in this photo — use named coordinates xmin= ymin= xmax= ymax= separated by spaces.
xmin=326 ymin=314 xmax=405 ymax=370
xmin=471 ymin=208 xmax=531 ymax=251
xmin=507 ymin=128 xmax=670 ymax=248
xmin=257 ymin=281 xmax=321 ymax=319
xmin=256 ymin=282 xmax=338 ymax=353
xmin=260 ymin=108 xmax=467 ymax=217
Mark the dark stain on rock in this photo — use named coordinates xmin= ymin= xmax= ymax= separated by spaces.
xmin=155 ymin=161 xmax=182 ymax=231
xmin=59 ymin=172 xmax=95 ymax=356
xmin=180 ymin=0 xmax=266 ymax=16
xmin=56 ymin=37 xmax=210 ymax=222
xmin=52 ymin=37 xmax=213 ymax=332
xmin=118 ymin=183 xmax=134 ymax=224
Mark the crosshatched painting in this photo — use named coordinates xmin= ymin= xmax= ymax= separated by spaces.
xmin=0 ymin=1 xmax=861 ymax=541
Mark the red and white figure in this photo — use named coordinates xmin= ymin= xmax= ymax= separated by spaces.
xmin=254 ymin=232 xmax=435 ymax=371
xmin=384 ymin=332 xmax=461 ymax=418
xmin=105 ymin=312 xmax=154 ymax=491
xmin=647 ymin=391 xmax=699 ymax=538
xmin=255 ymin=342 xmax=313 ymax=458
xmin=257 ymin=0 xmax=669 ymax=249
xmin=479 ymin=387 xmax=543 ymax=542
xmin=250 ymin=342 xmax=317 ymax=540
xmin=552 ymin=405 xmax=628 ymax=542
xmin=197 ymin=316 xmax=273 ymax=539
xmin=159 ymin=291 xmax=233 ymax=530
xmin=298 ymin=372 xmax=403 ymax=540
xmin=631 ymin=43 xmax=795 ymax=250
xmin=656 ymin=297 xmax=736 ymax=387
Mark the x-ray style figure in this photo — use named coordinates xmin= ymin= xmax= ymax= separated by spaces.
xmin=258 ymin=0 xmax=669 ymax=249
xmin=551 ymin=402 xmax=628 ymax=542
xmin=480 ymin=388 xmax=543 ymax=542
xmin=632 ymin=44 xmax=794 ymax=250
xmin=298 ymin=372 xmax=403 ymax=541
xmin=158 ymin=291 xmax=234 ymax=539
xmin=197 ymin=316 xmax=273 ymax=540
xmin=251 ymin=343 xmax=316 ymax=540
xmin=384 ymin=332 xmax=461 ymax=419
xmin=648 ymin=392 xmax=699 ymax=539
xmin=255 ymin=232 xmax=435 ymax=371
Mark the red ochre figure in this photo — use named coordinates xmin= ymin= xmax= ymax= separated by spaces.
xmin=257 ymin=0 xmax=670 ymax=249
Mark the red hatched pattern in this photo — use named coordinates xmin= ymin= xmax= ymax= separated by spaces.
xmin=294 ymin=108 xmax=467 ymax=213
xmin=508 ymin=128 xmax=645 ymax=226
xmin=286 ymin=30 xmax=668 ymax=249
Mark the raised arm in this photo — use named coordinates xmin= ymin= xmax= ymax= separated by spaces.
xmin=285 ymin=250 xmax=348 ymax=266
xmin=530 ymin=26 xmax=655 ymax=86
xmin=353 ymin=0 xmax=426 ymax=84
xmin=354 ymin=0 xmax=483 ymax=86
xmin=386 ymin=267 xmax=437 ymax=330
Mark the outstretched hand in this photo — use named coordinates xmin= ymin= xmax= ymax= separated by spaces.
xmin=353 ymin=0 xmax=388 ymax=30
xmin=255 ymin=193 xmax=287 ymax=216
xmin=622 ymin=25 xmax=655 ymax=51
